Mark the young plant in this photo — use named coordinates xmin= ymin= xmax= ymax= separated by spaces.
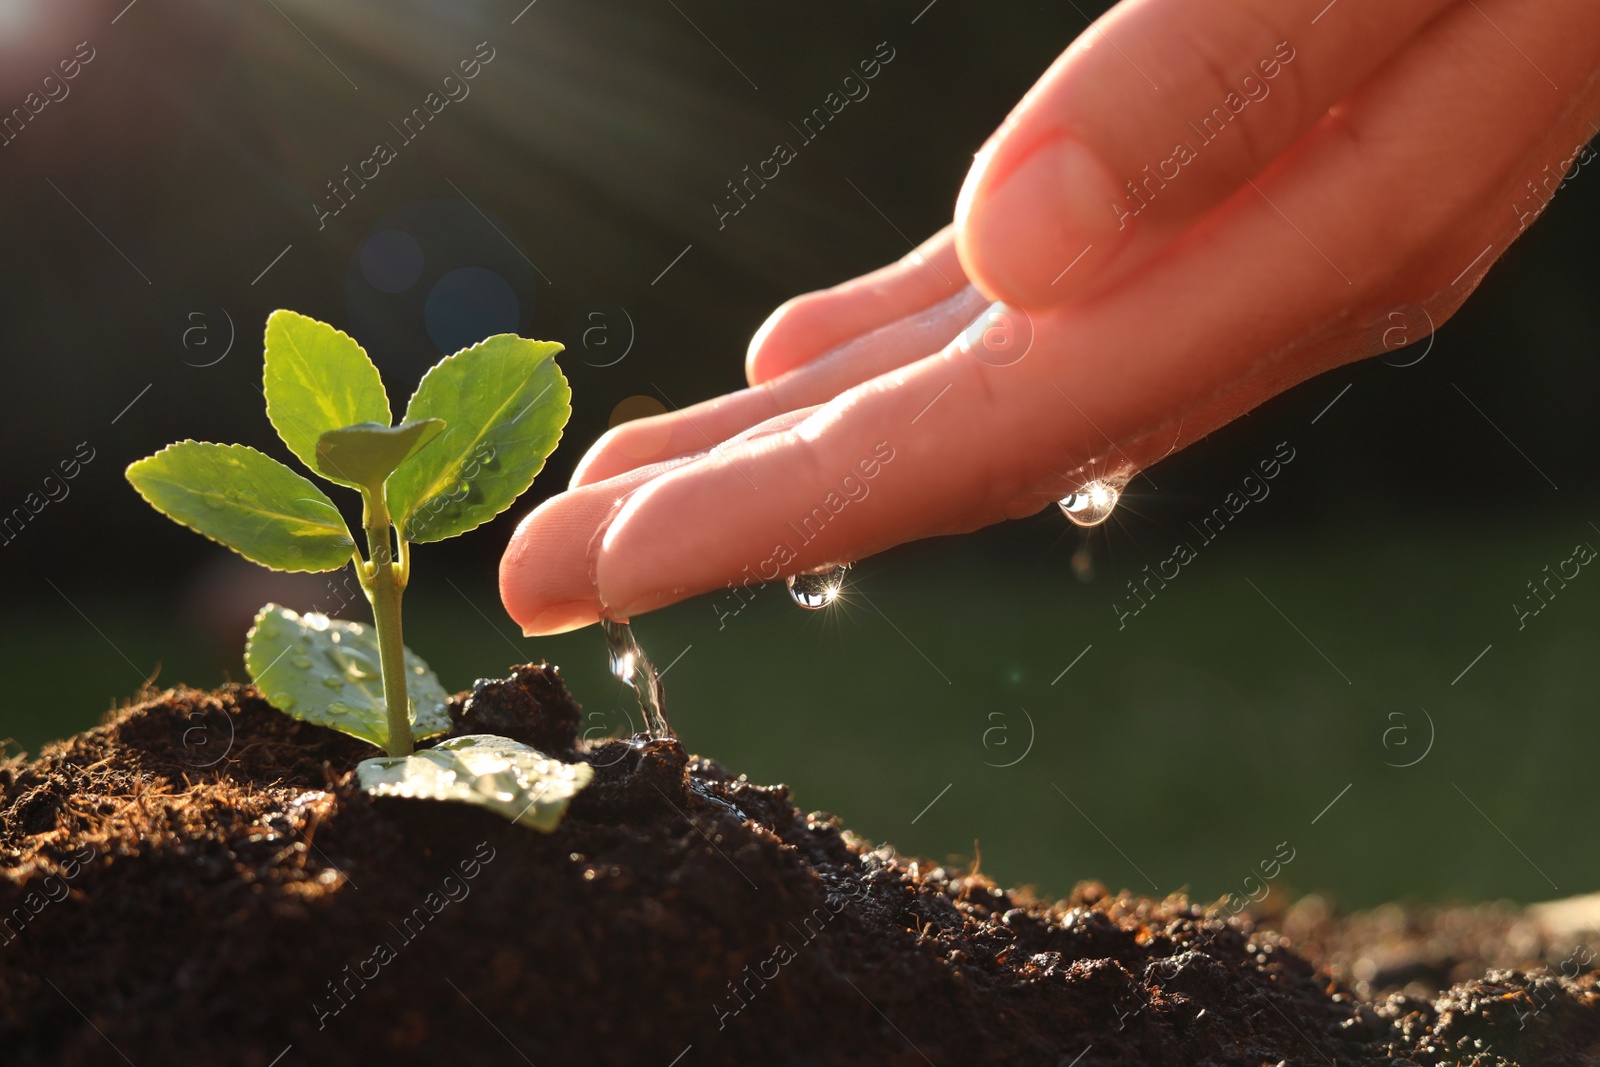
xmin=127 ymin=310 xmax=590 ymax=827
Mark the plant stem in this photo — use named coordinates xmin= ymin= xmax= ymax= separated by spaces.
xmin=359 ymin=488 xmax=413 ymax=758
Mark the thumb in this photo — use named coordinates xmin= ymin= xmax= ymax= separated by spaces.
xmin=954 ymin=0 xmax=1455 ymax=309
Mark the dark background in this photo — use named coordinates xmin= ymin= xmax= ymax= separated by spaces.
xmin=1 ymin=0 xmax=1596 ymax=909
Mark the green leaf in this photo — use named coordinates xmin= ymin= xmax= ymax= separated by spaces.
xmin=387 ymin=335 xmax=571 ymax=544
xmin=126 ymin=443 xmax=357 ymax=572
xmin=355 ymin=734 xmax=593 ymax=831
xmin=264 ymin=310 xmax=391 ymax=486
xmin=315 ymin=418 xmax=447 ymax=492
xmin=245 ymin=603 xmax=451 ymax=749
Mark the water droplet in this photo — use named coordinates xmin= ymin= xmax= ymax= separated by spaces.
xmin=292 ymin=656 xmax=312 ymax=669
xmin=787 ymin=564 xmax=849 ymax=609
xmin=334 ymin=648 xmax=378 ymax=680
xmin=607 ymin=643 xmax=634 ymax=683
xmin=1071 ymin=540 xmax=1095 ymax=583
xmin=601 ymin=619 xmax=672 ymax=741
xmin=269 ymin=693 xmax=296 ymax=711
xmin=201 ymin=492 xmax=228 ymax=510
xmin=1058 ymin=480 xmax=1120 ymax=528
xmin=322 ymin=676 xmax=345 ymax=690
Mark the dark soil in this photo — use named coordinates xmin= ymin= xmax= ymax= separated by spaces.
xmin=1 ymin=665 xmax=1597 ymax=1066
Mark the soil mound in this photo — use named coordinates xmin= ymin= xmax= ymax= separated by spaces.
xmin=1 ymin=666 xmax=1596 ymax=1065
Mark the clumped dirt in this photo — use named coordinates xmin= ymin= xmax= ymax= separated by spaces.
xmin=0 ymin=665 xmax=1597 ymax=1066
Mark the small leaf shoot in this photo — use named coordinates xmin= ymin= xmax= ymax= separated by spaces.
xmin=127 ymin=311 xmax=571 ymax=761
xmin=357 ymin=734 xmax=594 ymax=831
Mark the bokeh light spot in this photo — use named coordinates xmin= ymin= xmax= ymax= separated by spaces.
xmin=609 ymin=394 xmax=671 ymax=460
xmin=424 ymin=266 xmax=520 ymax=353
xmin=359 ymin=230 xmax=424 ymax=293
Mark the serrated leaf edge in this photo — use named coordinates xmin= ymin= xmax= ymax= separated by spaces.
xmin=262 ymin=310 xmax=391 ymax=487
xmin=126 ymin=441 xmax=357 ymax=574
xmin=393 ymin=335 xmax=569 ymax=542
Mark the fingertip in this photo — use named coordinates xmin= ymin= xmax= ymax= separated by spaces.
xmin=568 ymin=430 xmax=618 ymax=489
xmin=747 ymin=228 xmax=968 ymax=386
xmin=592 ymin=475 xmax=683 ymax=621
xmin=593 ymin=451 xmax=767 ymax=622
xmin=498 ymin=498 xmax=602 ymax=636
xmin=517 ymin=606 xmax=597 ymax=638
xmin=498 ymin=507 xmax=547 ymax=632
xmin=569 ymin=417 xmax=677 ymax=488
xmin=745 ymin=292 xmax=825 ymax=386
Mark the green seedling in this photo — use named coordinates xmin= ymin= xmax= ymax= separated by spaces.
xmin=127 ymin=311 xmax=586 ymax=828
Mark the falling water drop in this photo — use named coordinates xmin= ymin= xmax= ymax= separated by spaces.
xmin=1058 ymin=480 xmax=1120 ymax=528
xmin=601 ymin=619 xmax=672 ymax=740
xmin=1071 ymin=540 xmax=1095 ymax=583
xmin=786 ymin=564 xmax=850 ymax=609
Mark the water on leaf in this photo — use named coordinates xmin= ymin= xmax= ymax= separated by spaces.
xmin=333 ymin=648 xmax=378 ymax=679
xmin=786 ymin=563 xmax=849 ymax=609
xmin=1059 ymin=480 xmax=1120 ymax=528
xmin=601 ymin=619 xmax=672 ymax=740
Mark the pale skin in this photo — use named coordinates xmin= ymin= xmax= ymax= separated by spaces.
xmin=501 ymin=0 xmax=1600 ymax=636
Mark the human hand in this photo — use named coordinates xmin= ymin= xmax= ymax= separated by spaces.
xmin=502 ymin=0 xmax=1600 ymax=636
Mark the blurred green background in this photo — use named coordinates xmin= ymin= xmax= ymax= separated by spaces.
xmin=1 ymin=1 xmax=1597 ymax=910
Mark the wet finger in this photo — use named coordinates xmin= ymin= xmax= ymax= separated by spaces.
xmin=744 ymin=225 xmax=968 ymax=386
xmin=569 ymin=284 xmax=989 ymax=487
